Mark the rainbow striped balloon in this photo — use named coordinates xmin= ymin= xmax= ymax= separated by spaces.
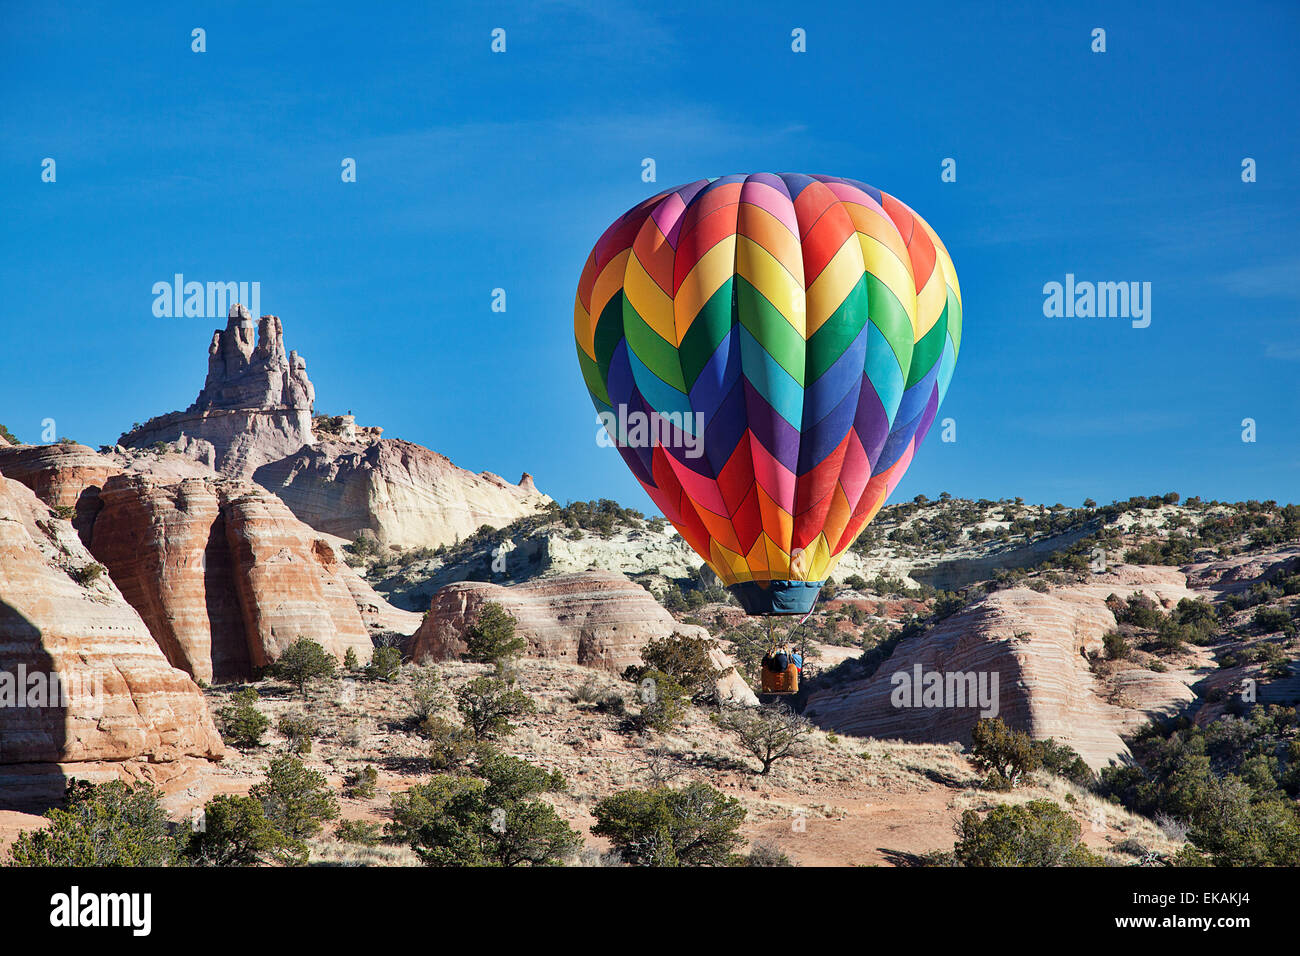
xmin=575 ymin=174 xmax=962 ymax=614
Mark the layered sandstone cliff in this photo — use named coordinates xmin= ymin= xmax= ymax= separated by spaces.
xmin=253 ymin=438 xmax=551 ymax=549
xmin=87 ymin=475 xmax=380 ymax=681
xmin=409 ymin=570 xmax=756 ymax=704
xmin=803 ymin=566 xmax=1204 ymax=769
xmin=0 ymin=473 xmax=223 ymax=776
xmin=1 ymin=446 xmax=415 ymax=685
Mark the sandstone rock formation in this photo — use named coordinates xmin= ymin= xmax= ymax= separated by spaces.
xmin=0 ymin=472 xmax=223 ymax=805
xmin=0 ymin=442 xmax=117 ymax=539
xmin=220 ymin=485 xmax=377 ymax=669
xmin=113 ymin=305 xmax=550 ymax=548
xmin=119 ymin=305 xmax=316 ymax=476
xmin=410 ymin=570 xmax=757 ymax=704
xmin=253 ymin=438 xmax=551 ymax=549
xmin=87 ymin=474 xmax=378 ymax=682
xmin=0 ymin=444 xmax=415 ymax=684
xmin=803 ymin=566 xmax=1205 ymax=769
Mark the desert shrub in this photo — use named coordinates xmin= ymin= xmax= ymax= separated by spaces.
xmin=407 ymin=669 xmax=445 ymax=721
xmin=343 ymin=646 xmax=359 ymax=670
xmin=717 ymin=703 xmax=815 ymax=775
xmin=277 ymin=712 xmax=319 ymax=755
xmin=571 ymin=676 xmax=603 ymax=705
xmin=456 ymin=677 xmax=535 ymax=739
xmin=1254 ymin=605 xmax=1294 ymax=634
xmin=273 ymin=638 xmax=338 ymax=694
xmin=1099 ymin=706 xmax=1300 ymax=865
xmin=463 ymin=602 xmax=526 ymax=663
xmin=218 ymin=687 xmax=270 ymax=748
xmin=334 ymin=819 xmax=383 ymax=846
xmin=635 ymin=669 xmax=689 ymax=733
xmin=952 ymin=801 xmax=1101 ymax=866
xmin=349 ymin=532 xmax=379 ymax=558
xmin=185 ymin=794 xmax=294 ymax=866
xmin=250 ymin=756 xmax=339 ymax=855
xmin=420 ymin=716 xmax=478 ymax=772
xmin=69 ymin=562 xmax=105 ymax=587
xmin=389 ymin=754 xmax=579 ymax=866
xmin=969 ymin=718 xmax=1041 ymax=789
xmin=1034 ymin=738 xmax=1095 ymax=787
xmin=1110 ymin=592 xmax=1165 ymax=629
xmin=622 ymin=633 xmax=720 ymax=698
xmin=742 ymin=843 xmax=795 ymax=867
xmin=365 ymin=645 xmax=402 ymax=682
xmin=5 ymin=780 xmax=176 ymax=866
xmin=591 ymin=783 xmax=746 ymax=867
xmin=342 ymin=765 xmax=379 ymax=798
xmin=1103 ymin=630 xmax=1130 ymax=661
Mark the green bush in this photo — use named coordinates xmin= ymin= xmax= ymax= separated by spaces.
xmin=635 ymin=669 xmax=689 ymax=733
xmin=276 ymin=712 xmax=319 ymax=755
xmin=463 ymin=602 xmax=526 ymax=663
xmin=185 ymin=794 xmax=295 ymax=866
xmin=591 ymin=783 xmax=746 ymax=866
xmin=273 ymin=638 xmax=338 ymax=694
xmin=6 ymin=780 xmax=177 ymax=866
xmin=366 ymin=645 xmax=402 ymax=682
xmin=335 ymin=819 xmax=383 ymax=846
xmin=953 ymin=801 xmax=1101 ymax=866
xmin=250 ymin=756 xmax=339 ymax=855
xmin=1103 ymin=630 xmax=1130 ymax=661
xmin=420 ymin=716 xmax=478 ymax=772
xmin=342 ymin=765 xmax=379 ymax=798
xmin=456 ymin=677 xmax=535 ymax=739
xmin=389 ymin=753 xmax=579 ymax=866
xmin=969 ymin=718 xmax=1041 ymax=789
xmin=217 ymin=687 xmax=270 ymax=748
xmin=622 ymin=632 xmax=720 ymax=699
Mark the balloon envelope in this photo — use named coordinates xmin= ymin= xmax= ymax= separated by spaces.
xmin=575 ymin=174 xmax=961 ymax=614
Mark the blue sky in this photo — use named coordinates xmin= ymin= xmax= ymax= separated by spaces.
xmin=1 ymin=0 xmax=1297 ymax=513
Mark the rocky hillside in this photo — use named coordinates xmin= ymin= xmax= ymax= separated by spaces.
xmin=116 ymin=304 xmax=550 ymax=547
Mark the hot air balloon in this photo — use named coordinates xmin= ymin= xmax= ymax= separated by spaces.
xmin=575 ymin=173 xmax=961 ymax=624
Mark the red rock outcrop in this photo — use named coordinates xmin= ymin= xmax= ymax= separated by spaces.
xmin=410 ymin=571 xmax=756 ymax=703
xmin=89 ymin=474 xmax=379 ymax=680
xmin=221 ymin=485 xmax=376 ymax=668
xmin=0 ymin=442 xmax=117 ymax=539
xmin=803 ymin=566 xmax=1203 ymax=769
xmin=88 ymin=475 xmax=251 ymax=683
xmin=0 ymin=473 xmax=223 ymax=780
xmin=253 ymin=438 xmax=551 ymax=549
